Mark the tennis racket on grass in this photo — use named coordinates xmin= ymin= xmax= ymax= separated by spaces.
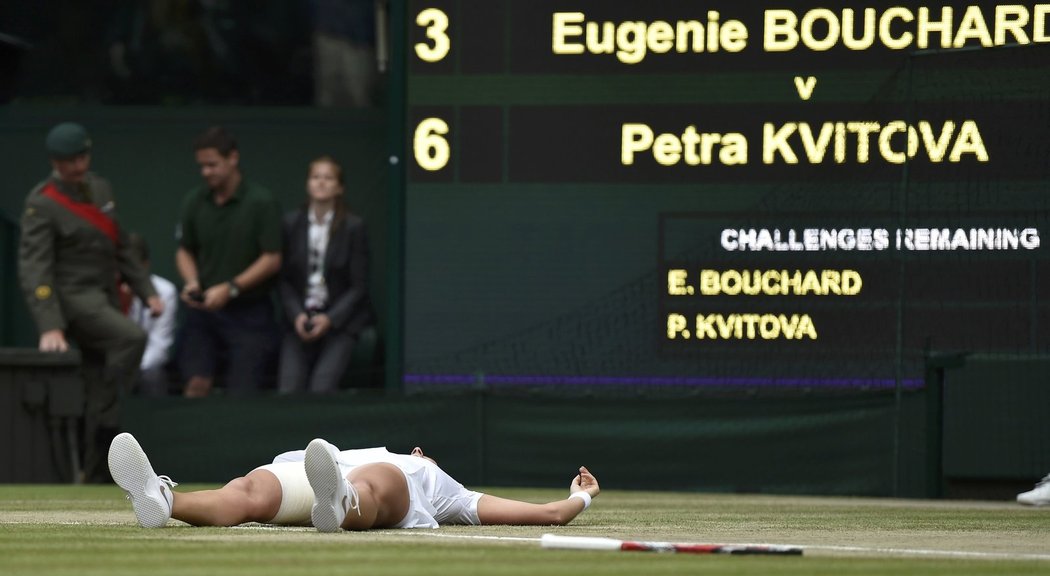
xmin=541 ymin=534 xmax=803 ymax=555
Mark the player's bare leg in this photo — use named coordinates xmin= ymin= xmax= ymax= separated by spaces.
xmin=342 ymin=463 xmax=411 ymax=530
xmin=170 ymin=469 xmax=282 ymax=526
xmin=477 ymin=466 xmax=599 ymax=526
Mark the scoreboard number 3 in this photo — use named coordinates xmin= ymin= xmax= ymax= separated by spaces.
xmin=415 ymin=8 xmax=450 ymax=62
xmin=414 ymin=117 xmax=450 ymax=171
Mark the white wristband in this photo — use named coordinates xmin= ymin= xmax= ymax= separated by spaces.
xmin=568 ymin=491 xmax=591 ymax=510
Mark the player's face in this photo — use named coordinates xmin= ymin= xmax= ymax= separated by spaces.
xmin=51 ymin=153 xmax=91 ymax=184
xmin=410 ymin=446 xmax=437 ymax=465
xmin=307 ymin=161 xmax=343 ymax=203
xmin=195 ymin=148 xmax=239 ymax=191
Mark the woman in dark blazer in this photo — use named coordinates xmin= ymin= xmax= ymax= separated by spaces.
xmin=278 ymin=156 xmax=372 ymax=393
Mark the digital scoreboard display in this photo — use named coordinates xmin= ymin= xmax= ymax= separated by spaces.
xmin=402 ymin=1 xmax=1050 ymax=391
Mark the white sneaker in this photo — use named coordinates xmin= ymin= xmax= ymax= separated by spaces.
xmin=305 ymin=438 xmax=359 ymax=532
xmin=1017 ymin=474 xmax=1050 ymax=506
xmin=108 ymin=433 xmax=178 ymax=528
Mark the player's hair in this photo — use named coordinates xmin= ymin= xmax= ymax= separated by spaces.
xmin=193 ymin=126 xmax=238 ymax=157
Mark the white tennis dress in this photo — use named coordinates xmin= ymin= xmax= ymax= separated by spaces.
xmin=257 ymin=447 xmax=483 ymax=528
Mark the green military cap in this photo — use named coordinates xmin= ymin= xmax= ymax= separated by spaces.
xmin=45 ymin=122 xmax=92 ymax=158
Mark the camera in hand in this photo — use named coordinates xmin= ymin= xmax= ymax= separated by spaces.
xmin=188 ymin=290 xmax=205 ymax=303
xmin=304 ymin=310 xmax=319 ymax=332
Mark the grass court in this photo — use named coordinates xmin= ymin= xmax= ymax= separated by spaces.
xmin=2 ymin=484 xmax=1049 ymax=575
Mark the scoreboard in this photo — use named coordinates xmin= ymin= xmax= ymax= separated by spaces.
xmin=401 ymin=0 xmax=1050 ymax=391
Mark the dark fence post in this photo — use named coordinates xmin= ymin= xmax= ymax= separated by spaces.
xmin=924 ymin=351 xmax=967 ymax=498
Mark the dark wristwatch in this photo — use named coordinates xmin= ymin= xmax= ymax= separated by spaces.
xmin=227 ymin=280 xmax=241 ymax=299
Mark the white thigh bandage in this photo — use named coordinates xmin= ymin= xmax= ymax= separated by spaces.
xmin=254 ymin=462 xmax=313 ymax=525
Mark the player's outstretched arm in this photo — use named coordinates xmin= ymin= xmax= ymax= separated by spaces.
xmin=476 ymin=466 xmax=599 ymax=526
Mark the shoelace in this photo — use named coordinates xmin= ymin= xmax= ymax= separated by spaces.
xmin=345 ymin=479 xmax=362 ymax=517
xmin=123 ymin=475 xmax=179 ymax=501
xmin=1037 ymin=474 xmax=1050 ymax=488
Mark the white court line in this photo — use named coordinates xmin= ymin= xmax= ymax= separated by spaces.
xmin=232 ymin=524 xmax=314 ymax=532
xmin=0 ymin=520 xmax=124 ymax=526
xmin=382 ymin=531 xmax=541 ymax=543
xmin=789 ymin=544 xmax=1050 ymax=562
xmin=387 ymin=531 xmax=1050 ymax=561
xmin=6 ymin=521 xmax=1048 ymax=561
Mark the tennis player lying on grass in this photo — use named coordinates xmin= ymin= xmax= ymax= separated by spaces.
xmin=108 ymin=433 xmax=600 ymax=531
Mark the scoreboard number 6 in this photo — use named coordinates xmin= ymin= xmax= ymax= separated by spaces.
xmin=415 ymin=8 xmax=450 ymax=62
xmin=413 ymin=117 xmax=450 ymax=171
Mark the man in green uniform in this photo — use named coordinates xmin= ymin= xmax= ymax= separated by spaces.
xmin=18 ymin=122 xmax=164 ymax=483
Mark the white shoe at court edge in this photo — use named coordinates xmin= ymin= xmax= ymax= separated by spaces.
xmin=305 ymin=438 xmax=360 ymax=532
xmin=108 ymin=433 xmax=178 ymax=528
xmin=1017 ymin=474 xmax=1050 ymax=506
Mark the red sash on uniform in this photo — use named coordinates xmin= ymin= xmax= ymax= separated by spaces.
xmin=41 ymin=182 xmax=120 ymax=244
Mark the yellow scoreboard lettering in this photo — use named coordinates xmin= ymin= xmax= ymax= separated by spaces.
xmin=415 ymin=8 xmax=451 ymax=62
xmin=413 ymin=118 xmax=451 ymax=171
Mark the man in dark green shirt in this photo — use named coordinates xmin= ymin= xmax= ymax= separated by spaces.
xmin=176 ymin=126 xmax=281 ymax=397
xmin=19 ymin=122 xmax=163 ymax=482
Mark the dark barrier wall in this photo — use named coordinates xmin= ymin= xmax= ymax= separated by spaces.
xmin=0 ymin=107 xmax=389 ymax=349
xmin=943 ymin=355 xmax=1050 ymax=481
xmin=0 ymin=348 xmax=82 ymax=482
xmin=0 ymin=217 xmax=26 ymax=345
xmin=121 ymin=390 xmax=930 ymax=497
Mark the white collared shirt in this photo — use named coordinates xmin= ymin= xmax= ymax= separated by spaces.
xmin=305 ymin=208 xmax=333 ymax=311
xmin=128 ymin=274 xmax=178 ymax=371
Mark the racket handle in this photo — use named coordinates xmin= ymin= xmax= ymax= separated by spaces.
xmin=541 ymin=534 xmax=623 ymax=551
